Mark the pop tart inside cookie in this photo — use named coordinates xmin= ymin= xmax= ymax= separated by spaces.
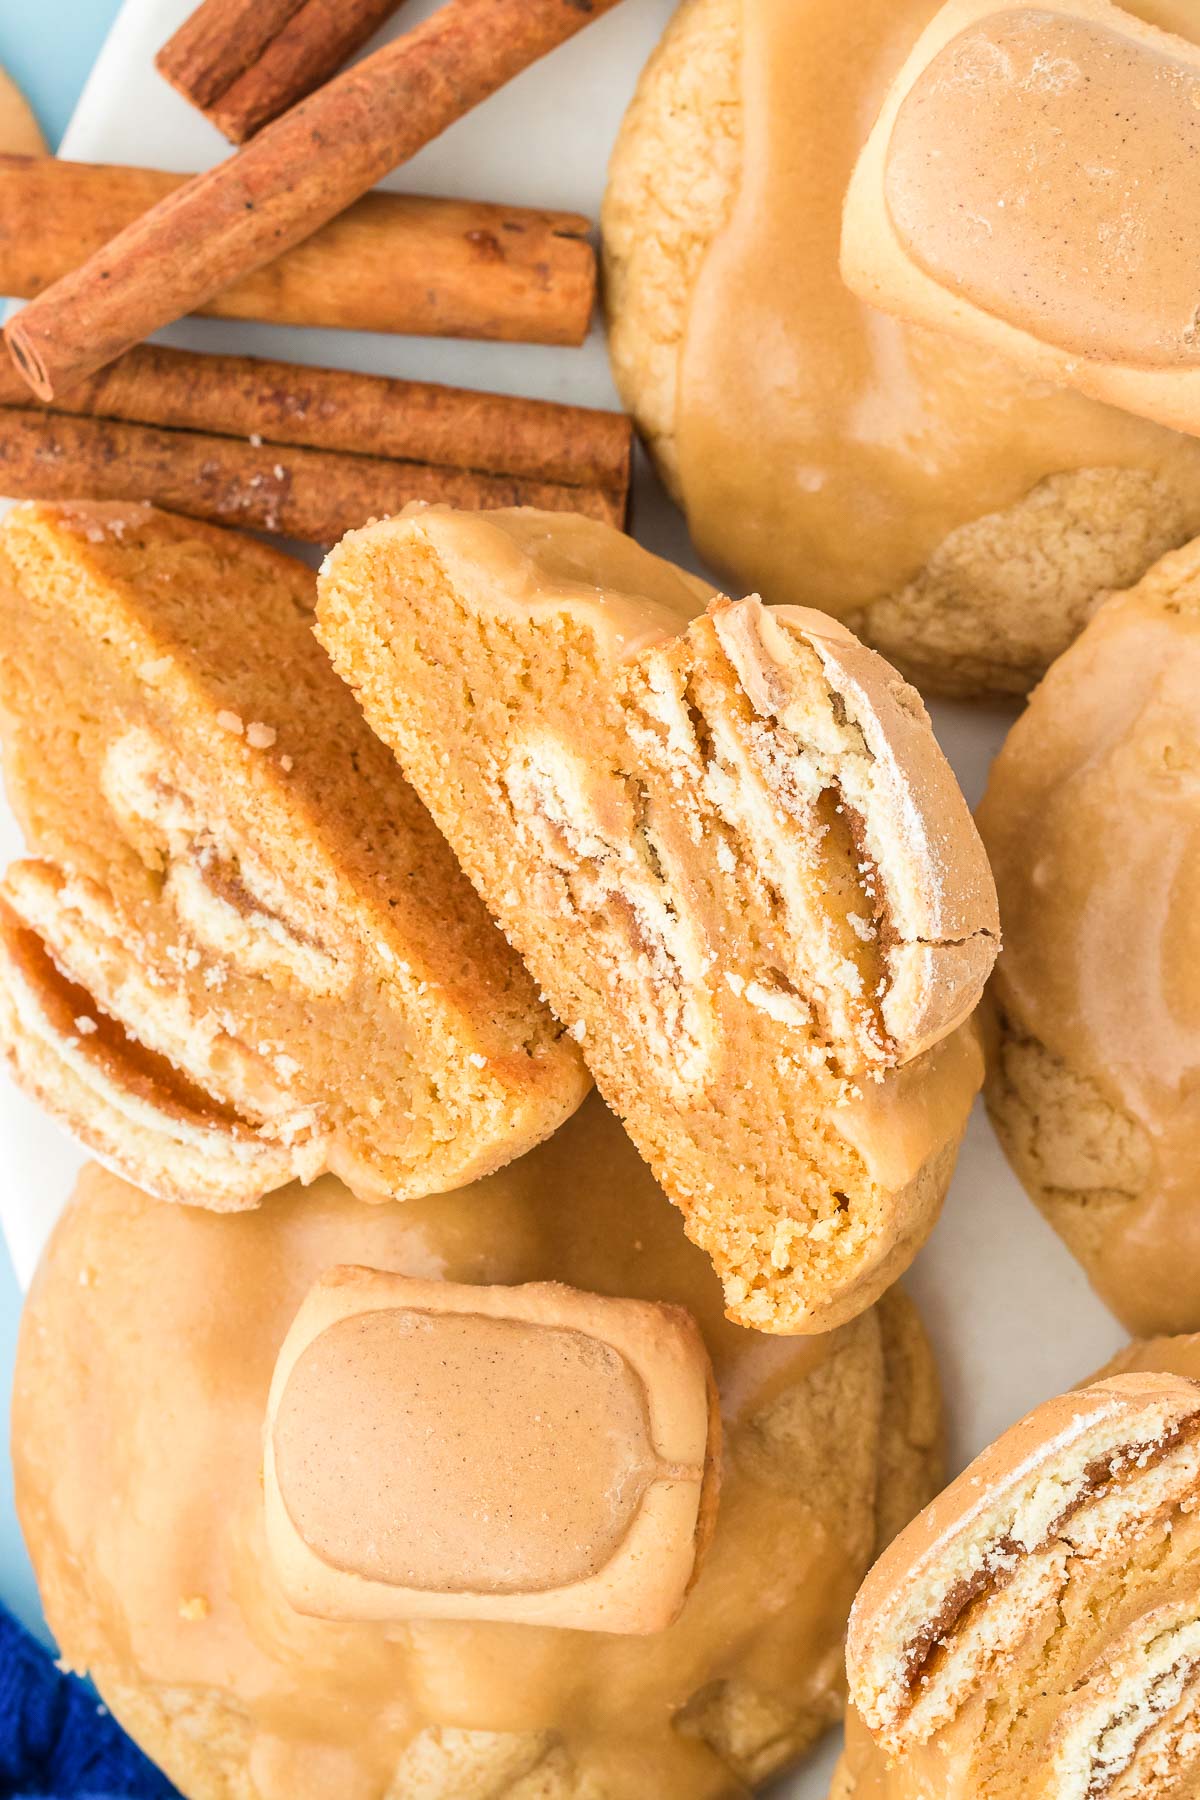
xmin=317 ymin=506 xmax=997 ymax=1334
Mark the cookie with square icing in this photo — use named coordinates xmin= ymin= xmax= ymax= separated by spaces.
xmin=13 ymin=1094 xmax=944 ymax=1799
xmin=602 ymin=0 xmax=1200 ymax=696
xmin=0 ymin=500 xmax=587 ymax=1209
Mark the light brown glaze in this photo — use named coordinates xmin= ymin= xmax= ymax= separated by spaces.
xmin=13 ymin=1095 xmax=941 ymax=1798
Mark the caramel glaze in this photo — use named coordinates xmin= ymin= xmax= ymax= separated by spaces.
xmin=12 ymin=1094 xmax=908 ymax=1800
xmin=675 ymin=0 xmax=1200 ymax=614
xmin=978 ymin=566 xmax=1200 ymax=1335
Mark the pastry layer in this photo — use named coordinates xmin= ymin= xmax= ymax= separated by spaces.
xmin=844 ymin=1363 xmax=1200 ymax=1799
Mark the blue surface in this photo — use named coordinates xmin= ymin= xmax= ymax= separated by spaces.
xmin=0 ymin=2 xmax=119 ymax=150
xmin=0 ymin=1603 xmax=179 ymax=1796
xmin=1 ymin=1250 xmax=44 ymax=1644
xmin=0 ymin=0 xmax=126 ymax=1649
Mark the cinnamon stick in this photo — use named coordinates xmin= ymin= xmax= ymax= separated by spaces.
xmin=5 ymin=0 xmax=623 ymax=400
xmin=158 ymin=0 xmax=405 ymax=142
xmin=0 ymin=410 xmax=624 ymax=539
xmin=0 ymin=155 xmax=595 ymax=346
xmin=154 ymin=0 xmax=303 ymax=109
xmin=0 ymin=343 xmax=632 ymax=494
xmin=0 ymin=343 xmax=631 ymax=541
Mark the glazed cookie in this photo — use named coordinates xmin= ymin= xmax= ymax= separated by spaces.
xmin=602 ymin=0 xmax=1200 ymax=696
xmin=317 ymin=506 xmax=997 ymax=1335
xmin=13 ymin=1095 xmax=944 ymax=1800
xmin=835 ymin=1340 xmax=1200 ymax=1799
xmin=0 ymin=500 xmax=586 ymax=1209
xmin=978 ymin=536 xmax=1200 ymax=1337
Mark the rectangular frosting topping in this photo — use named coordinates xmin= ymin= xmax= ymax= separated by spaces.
xmin=263 ymin=1266 xmax=719 ymax=1634
xmin=885 ymin=9 xmax=1200 ymax=369
xmin=841 ymin=0 xmax=1200 ymax=435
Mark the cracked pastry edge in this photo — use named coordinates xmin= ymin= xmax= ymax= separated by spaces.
xmin=712 ymin=598 xmax=998 ymax=1057
xmin=845 ymin=1373 xmax=1200 ymax=1756
xmin=0 ymin=891 xmax=306 ymax=1209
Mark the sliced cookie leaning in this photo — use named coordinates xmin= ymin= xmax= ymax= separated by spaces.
xmin=843 ymin=1366 xmax=1200 ymax=1800
xmin=0 ymin=501 xmax=588 ymax=1209
xmin=316 ymin=505 xmax=998 ymax=1333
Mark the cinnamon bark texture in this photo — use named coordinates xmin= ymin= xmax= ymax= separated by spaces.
xmin=0 ymin=155 xmax=596 ymax=345
xmin=158 ymin=0 xmax=404 ymax=142
xmin=5 ymin=0 xmax=623 ymax=400
xmin=0 ymin=344 xmax=631 ymax=540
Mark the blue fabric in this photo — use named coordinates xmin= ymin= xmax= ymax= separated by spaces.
xmin=0 ymin=1606 xmax=179 ymax=1799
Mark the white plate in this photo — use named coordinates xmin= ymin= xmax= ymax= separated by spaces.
xmin=0 ymin=3 xmax=1129 ymax=1792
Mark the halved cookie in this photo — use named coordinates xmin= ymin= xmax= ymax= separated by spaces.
xmin=841 ymin=1355 xmax=1200 ymax=1799
xmin=0 ymin=501 xmax=587 ymax=1209
xmin=317 ymin=506 xmax=998 ymax=1332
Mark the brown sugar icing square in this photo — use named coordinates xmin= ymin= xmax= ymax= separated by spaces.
xmin=841 ymin=0 xmax=1200 ymax=437
xmin=264 ymin=1267 xmax=721 ymax=1634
